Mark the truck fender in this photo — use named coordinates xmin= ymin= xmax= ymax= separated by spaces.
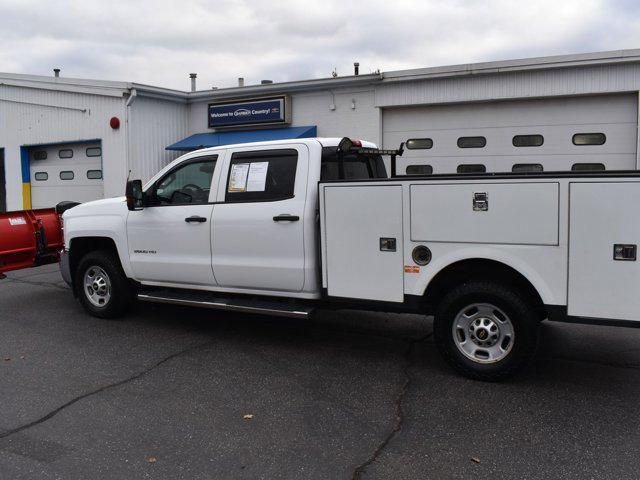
xmin=64 ymin=217 xmax=134 ymax=280
xmin=415 ymin=246 xmax=559 ymax=306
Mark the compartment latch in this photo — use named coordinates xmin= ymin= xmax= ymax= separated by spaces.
xmin=614 ymin=244 xmax=637 ymax=261
xmin=379 ymin=237 xmax=397 ymax=252
xmin=473 ymin=192 xmax=489 ymax=211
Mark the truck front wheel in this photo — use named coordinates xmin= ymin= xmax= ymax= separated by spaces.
xmin=74 ymin=250 xmax=135 ymax=319
xmin=434 ymin=281 xmax=540 ymax=381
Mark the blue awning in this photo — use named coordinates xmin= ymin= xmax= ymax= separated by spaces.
xmin=166 ymin=126 xmax=317 ymax=151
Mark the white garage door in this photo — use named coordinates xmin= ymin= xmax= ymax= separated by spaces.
xmin=383 ymin=94 xmax=638 ymax=175
xmin=29 ymin=142 xmax=103 ymax=209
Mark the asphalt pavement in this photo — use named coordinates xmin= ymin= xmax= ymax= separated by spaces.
xmin=1 ymin=264 xmax=640 ymax=479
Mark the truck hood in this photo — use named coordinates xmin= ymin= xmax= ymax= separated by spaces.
xmin=63 ymin=196 xmax=127 ymax=219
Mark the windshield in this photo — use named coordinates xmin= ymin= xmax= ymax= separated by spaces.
xmin=320 ymin=147 xmax=388 ymax=181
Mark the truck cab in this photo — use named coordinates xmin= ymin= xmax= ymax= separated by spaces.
xmin=61 ymin=137 xmax=386 ymax=306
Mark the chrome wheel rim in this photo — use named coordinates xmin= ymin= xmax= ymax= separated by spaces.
xmin=84 ymin=266 xmax=111 ymax=308
xmin=452 ymin=303 xmax=514 ymax=364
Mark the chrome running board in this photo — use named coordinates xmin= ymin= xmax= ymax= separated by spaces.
xmin=137 ymin=291 xmax=313 ymax=319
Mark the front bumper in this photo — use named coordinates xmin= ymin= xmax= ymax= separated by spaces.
xmin=59 ymin=250 xmax=72 ymax=287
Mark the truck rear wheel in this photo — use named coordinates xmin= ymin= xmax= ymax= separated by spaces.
xmin=434 ymin=281 xmax=540 ymax=381
xmin=75 ymin=250 xmax=134 ymax=319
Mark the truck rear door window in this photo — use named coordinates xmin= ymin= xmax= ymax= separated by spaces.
xmin=320 ymin=147 xmax=387 ymax=181
xmin=225 ymin=149 xmax=298 ymax=203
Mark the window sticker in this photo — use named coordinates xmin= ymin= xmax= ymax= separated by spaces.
xmin=228 ymin=163 xmax=250 ymax=192
xmin=246 ymin=162 xmax=269 ymax=192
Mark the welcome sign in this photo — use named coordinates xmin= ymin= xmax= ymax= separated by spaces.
xmin=208 ymin=97 xmax=288 ymax=128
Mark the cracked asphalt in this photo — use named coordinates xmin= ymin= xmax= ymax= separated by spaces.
xmin=2 ymin=265 xmax=640 ymax=479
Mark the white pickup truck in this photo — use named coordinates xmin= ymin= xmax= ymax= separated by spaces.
xmin=58 ymin=137 xmax=640 ymax=381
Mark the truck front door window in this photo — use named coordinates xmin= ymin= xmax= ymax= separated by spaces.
xmin=154 ymin=157 xmax=216 ymax=206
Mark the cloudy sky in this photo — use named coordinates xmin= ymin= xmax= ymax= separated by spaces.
xmin=1 ymin=0 xmax=639 ymax=91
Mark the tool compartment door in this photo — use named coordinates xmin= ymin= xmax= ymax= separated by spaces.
xmin=568 ymin=182 xmax=640 ymax=321
xmin=321 ymin=184 xmax=404 ymax=302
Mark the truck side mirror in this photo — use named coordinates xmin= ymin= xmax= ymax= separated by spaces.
xmin=126 ymin=179 xmax=144 ymax=211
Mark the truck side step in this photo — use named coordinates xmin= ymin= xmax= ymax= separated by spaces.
xmin=137 ymin=289 xmax=314 ymax=319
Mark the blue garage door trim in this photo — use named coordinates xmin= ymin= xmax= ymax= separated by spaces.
xmin=166 ymin=126 xmax=317 ymax=151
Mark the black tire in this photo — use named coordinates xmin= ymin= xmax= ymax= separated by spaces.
xmin=434 ymin=281 xmax=540 ymax=381
xmin=74 ymin=250 xmax=135 ymax=319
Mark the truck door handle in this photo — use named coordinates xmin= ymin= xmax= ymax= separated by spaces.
xmin=185 ymin=215 xmax=207 ymax=223
xmin=273 ymin=214 xmax=299 ymax=222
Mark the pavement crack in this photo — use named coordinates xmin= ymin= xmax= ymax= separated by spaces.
xmin=351 ymin=332 xmax=433 ymax=480
xmin=0 ymin=340 xmax=214 ymax=440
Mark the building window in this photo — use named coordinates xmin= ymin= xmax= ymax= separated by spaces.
xmin=572 ymin=133 xmax=606 ymax=146
xmin=405 ymin=138 xmax=433 ymax=150
xmin=512 ymin=164 xmax=543 ymax=173
xmin=59 ymin=149 xmax=74 ymax=159
xmin=513 ymin=135 xmax=544 ymax=147
xmin=86 ymin=147 xmax=102 ymax=157
xmin=60 ymin=171 xmax=74 ymax=180
xmin=457 ymin=136 xmax=486 ymax=148
xmin=406 ymin=165 xmax=433 ymax=175
xmin=33 ymin=151 xmax=47 ymax=160
xmin=226 ymin=149 xmax=297 ymax=203
xmin=457 ymin=164 xmax=486 ymax=173
xmin=572 ymin=163 xmax=606 ymax=171
xmin=87 ymin=170 xmax=103 ymax=179
xmin=34 ymin=172 xmax=48 ymax=181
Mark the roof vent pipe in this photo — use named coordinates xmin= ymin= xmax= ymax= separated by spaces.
xmin=238 ymin=77 xmax=245 ymax=87
xmin=261 ymin=80 xmax=273 ymax=85
xmin=189 ymin=73 xmax=197 ymax=92
xmin=53 ymin=68 xmax=60 ymax=78
xmin=354 ymin=62 xmax=359 ymax=76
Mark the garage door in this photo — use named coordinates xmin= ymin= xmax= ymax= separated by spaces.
xmin=29 ymin=142 xmax=103 ymax=209
xmin=383 ymin=94 xmax=638 ymax=175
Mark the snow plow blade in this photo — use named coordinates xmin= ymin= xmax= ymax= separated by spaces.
xmin=0 ymin=208 xmax=65 ymax=277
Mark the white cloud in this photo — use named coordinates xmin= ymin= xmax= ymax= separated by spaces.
xmin=0 ymin=0 xmax=637 ymax=90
